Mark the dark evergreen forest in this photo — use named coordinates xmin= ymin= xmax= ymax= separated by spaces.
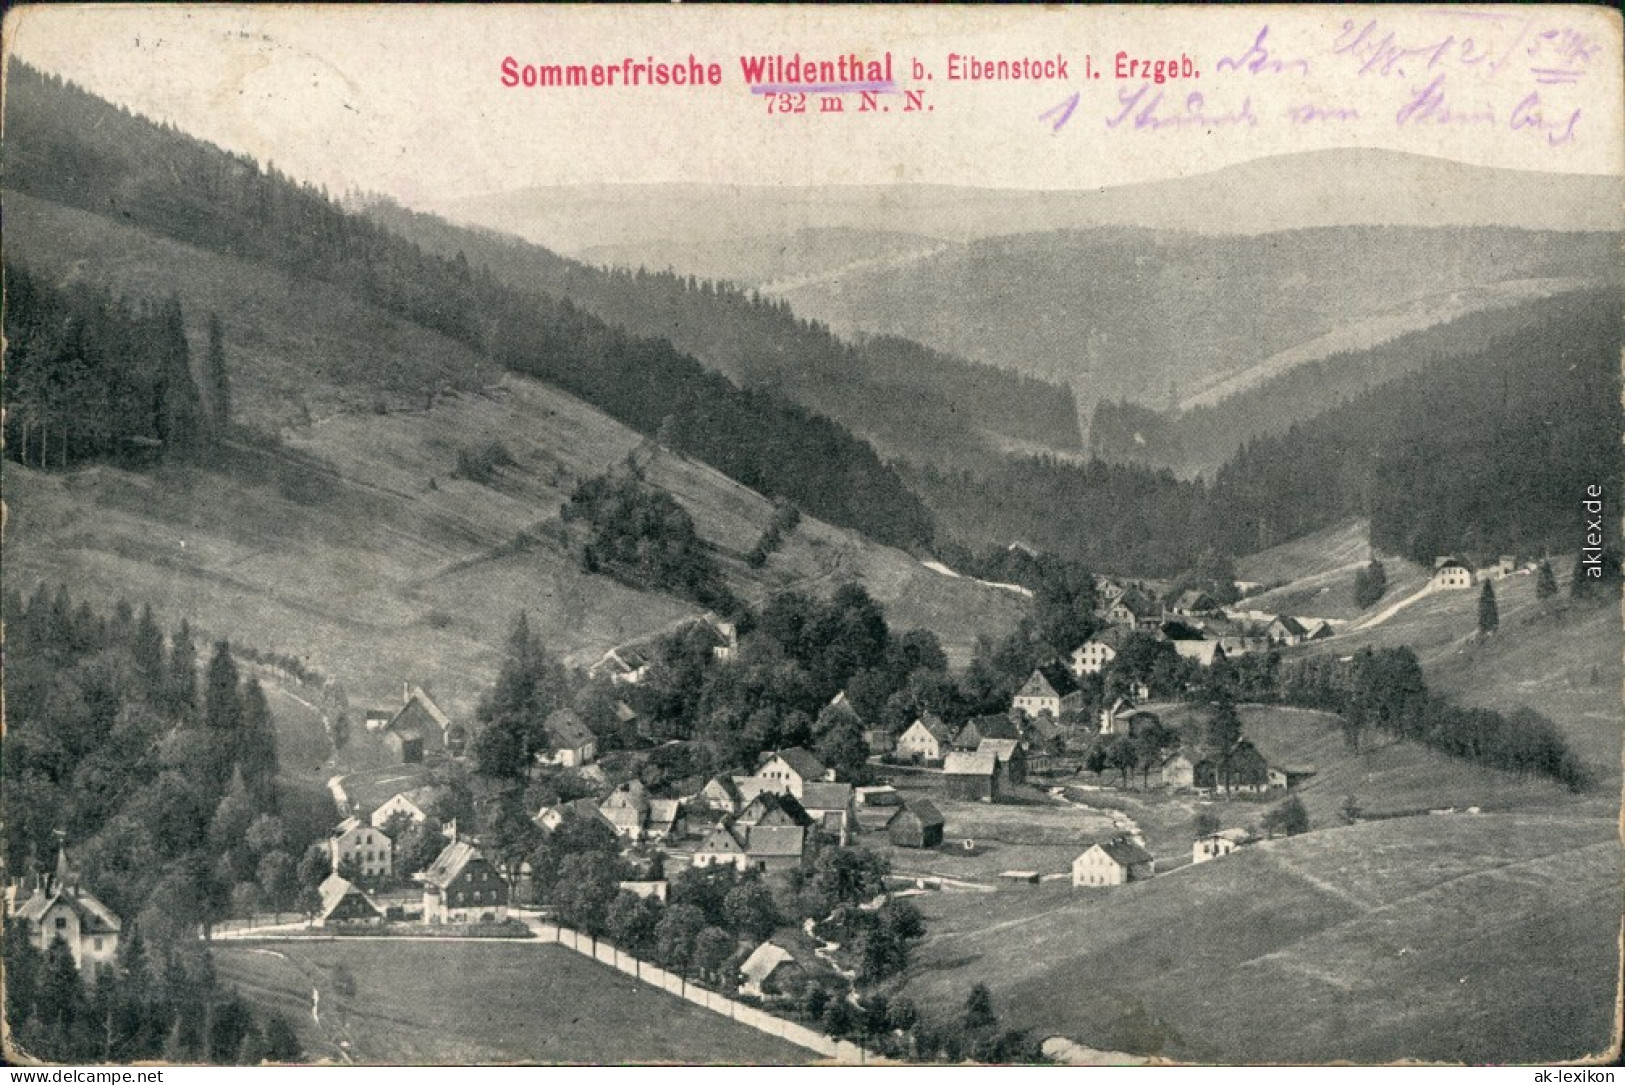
xmin=914 ymin=290 xmax=1623 ymax=574
xmin=3 ymin=265 xmax=219 ymax=467
xmin=1 ymin=587 xmax=307 ymax=1063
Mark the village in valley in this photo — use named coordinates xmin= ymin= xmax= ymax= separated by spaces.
xmin=3 ymin=16 xmax=1622 ymax=1066
xmin=10 ymin=533 xmax=1574 ymax=1064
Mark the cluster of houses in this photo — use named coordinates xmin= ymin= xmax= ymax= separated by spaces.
xmin=362 ymin=684 xmax=600 ymax=770
xmin=689 ymin=742 xmax=953 ymax=865
xmin=1069 ymin=577 xmax=1342 ymax=681
xmin=893 ymin=708 xmax=1045 ymax=805
xmin=313 ymin=780 xmax=515 ymax=929
xmin=586 ymin=612 xmax=739 ymax=685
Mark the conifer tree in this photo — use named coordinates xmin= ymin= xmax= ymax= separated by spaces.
xmin=203 ymin=640 xmax=243 ymax=790
xmin=167 ymin=620 xmax=200 ymax=724
xmin=236 ymin=678 xmax=279 ymax=806
xmin=205 ymin=312 xmax=231 ymax=432
xmin=1477 ymin=580 xmax=1499 ymax=635
xmin=1535 ymin=560 xmax=1559 ymax=600
xmin=473 ymin=612 xmax=565 ymax=779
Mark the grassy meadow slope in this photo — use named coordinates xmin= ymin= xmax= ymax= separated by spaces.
xmin=2 ymin=192 xmax=1027 ymax=728
xmin=1313 ymin=563 xmax=1625 ymax=776
xmin=900 ymin=815 xmax=1620 ymax=1064
xmin=1236 ymin=522 xmax=1433 ymax=622
xmin=1235 ymin=522 xmax=1622 ymax=780
xmin=214 ymin=940 xmax=812 ymax=1064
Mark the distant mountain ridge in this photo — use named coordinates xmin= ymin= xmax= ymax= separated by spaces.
xmin=773 ymin=224 xmax=1622 ymax=434
xmin=438 ymin=149 xmax=1624 ymax=260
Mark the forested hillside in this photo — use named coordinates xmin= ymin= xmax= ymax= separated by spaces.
xmin=1090 ymin=289 xmax=1603 ymax=474
xmin=911 ymin=290 xmax=1623 ymax=575
xmin=358 ymin=197 xmax=1081 ymax=465
xmin=1 ymin=62 xmax=930 ymax=550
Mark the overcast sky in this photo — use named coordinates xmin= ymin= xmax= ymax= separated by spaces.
xmin=6 ymin=5 xmax=1620 ymax=208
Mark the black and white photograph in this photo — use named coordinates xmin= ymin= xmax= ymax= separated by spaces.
xmin=2 ymin=4 xmax=1621 ymax=1069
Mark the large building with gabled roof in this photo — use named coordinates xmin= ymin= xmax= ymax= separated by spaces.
xmin=9 ymin=849 xmax=121 ymax=982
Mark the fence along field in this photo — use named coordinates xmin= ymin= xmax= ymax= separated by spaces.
xmin=213 ymin=935 xmax=823 ymax=1065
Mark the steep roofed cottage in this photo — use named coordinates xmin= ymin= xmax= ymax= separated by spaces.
xmin=896 ymin=714 xmax=954 ymax=763
xmin=755 ymin=748 xmax=835 ymax=799
xmin=316 ymin=873 xmax=386 ymax=927
xmin=381 ymin=685 xmax=454 ymax=764
xmin=539 ymin=708 xmax=597 ymax=767
xmin=1012 ymin=664 xmax=1084 ymax=720
xmin=421 ymin=839 xmax=507 ymax=924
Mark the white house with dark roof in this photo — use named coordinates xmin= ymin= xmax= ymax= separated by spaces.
xmin=11 ymin=849 xmax=121 ymax=982
xmin=1267 ymin=615 xmax=1310 ymax=647
xmin=600 ymin=781 xmax=653 ymax=840
xmin=539 ymin=708 xmax=597 ymax=767
xmin=1072 ymin=835 xmax=1156 ymax=886
xmin=755 ymin=748 xmax=834 ymax=799
xmin=1012 ymin=664 xmax=1084 ymax=720
xmin=588 ymin=644 xmax=653 ymax=685
xmin=534 ymin=796 xmax=615 ymax=835
xmin=692 ymin=823 xmax=751 ymax=871
xmin=1192 ymin=828 xmax=1251 ymax=865
xmin=1431 ymin=557 xmax=1476 ymax=591
xmin=896 ymin=715 xmax=954 ymax=763
xmin=1070 ymin=628 xmax=1129 ymax=676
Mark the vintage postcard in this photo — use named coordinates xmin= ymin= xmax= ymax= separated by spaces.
xmin=2 ymin=3 xmax=1621 ymax=1069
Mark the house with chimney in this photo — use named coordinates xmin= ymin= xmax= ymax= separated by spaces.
xmin=8 ymin=849 xmax=121 ymax=983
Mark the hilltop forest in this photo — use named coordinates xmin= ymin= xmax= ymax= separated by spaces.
xmin=1 ymin=62 xmax=931 ymax=551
